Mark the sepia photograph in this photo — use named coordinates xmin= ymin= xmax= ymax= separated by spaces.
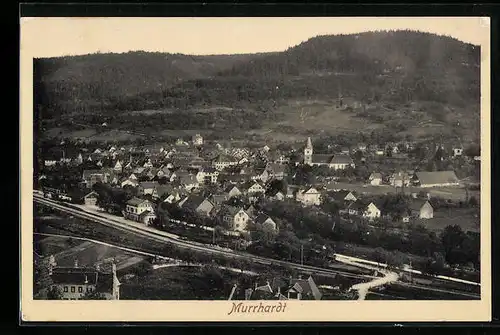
xmin=20 ymin=16 xmax=491 ymax=322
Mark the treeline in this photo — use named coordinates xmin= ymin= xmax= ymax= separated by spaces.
xmin=35 ymin=30 xmax=480 ymax=121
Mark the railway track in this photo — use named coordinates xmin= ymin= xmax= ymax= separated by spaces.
xmin=33 ymin=195 xmax=371 ymax=280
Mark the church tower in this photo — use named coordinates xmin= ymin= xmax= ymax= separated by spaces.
xmin=304 ymin=137 xmax=313 ymax=165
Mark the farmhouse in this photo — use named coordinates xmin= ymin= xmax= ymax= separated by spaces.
xmin=414 ymin=171 xmax=460 ymax=188
xmin=330 ymin=190 xmax=357 ymax=203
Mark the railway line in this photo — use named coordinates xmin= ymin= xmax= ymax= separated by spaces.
xmin=32 ymin=194 xmax=481 ymax=299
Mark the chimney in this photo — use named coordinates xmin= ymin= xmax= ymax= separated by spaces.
xmin=84 ymin=275 xmax=88 ymax=285
xmin=74 ymin=259 xmax=79 ymax=268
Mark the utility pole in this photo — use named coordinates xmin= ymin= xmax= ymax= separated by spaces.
xmin=212 ymin=228 xmax=215 ymax=245
xmin=300 ymin=244 xmax=304 ymax=266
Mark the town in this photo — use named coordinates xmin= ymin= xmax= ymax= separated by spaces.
xmin=33 ymin=130 xmax=481 ymax=301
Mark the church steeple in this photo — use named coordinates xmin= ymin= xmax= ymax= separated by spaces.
xmin=304 ymin=137 xmax=313 ymax=165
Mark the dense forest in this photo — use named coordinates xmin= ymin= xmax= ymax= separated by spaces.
xmin=34 ymin=30 xmax=480 ymax=141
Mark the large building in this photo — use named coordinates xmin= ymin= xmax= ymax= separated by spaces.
xmin=303 ymin=137 xmax=355 ymax=170
xmin=414 ymin=171 xmax=460 ymax=188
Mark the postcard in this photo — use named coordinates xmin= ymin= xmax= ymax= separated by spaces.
xmin=20 ymin=16 xmax=491 ymax=322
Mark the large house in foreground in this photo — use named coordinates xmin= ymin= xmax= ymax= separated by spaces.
xmin=123 ymin=197 xmax=156 ymax=225
xmin=303 ymin=137 xmax=355 ymax=170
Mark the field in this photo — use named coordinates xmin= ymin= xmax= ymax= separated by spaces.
xmin=120 ymin=265 xmax=249 ymax=300
xmin=34 ymin=234 xmax=146 ymax=272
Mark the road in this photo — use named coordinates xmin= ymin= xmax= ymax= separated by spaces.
xmin=33 ymin=194 xmax=481 ymax=299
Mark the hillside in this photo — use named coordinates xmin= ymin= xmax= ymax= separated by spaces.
xmin=34 ymin=30 xmax=481 ymax=144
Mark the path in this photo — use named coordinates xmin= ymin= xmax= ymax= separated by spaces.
xmin=334 ymin=254 xmax=400 ymax=300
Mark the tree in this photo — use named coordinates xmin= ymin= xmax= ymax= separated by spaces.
xmin=46 ymin=286 xmax=63 ymax=300
xmin=468 ymin=196 xmax=478 ymax=208
xmin=441 ymin=225 xmax=468 ymax=265
xmin=81 ymin=290 xmax=107 ymax=300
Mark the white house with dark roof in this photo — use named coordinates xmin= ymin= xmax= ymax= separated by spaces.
xmin=48 ymin=261 xmax=120 ymax=300
xmin=124 ymin=197 xmax=156 ymax=224
xmin=221 ymin=206 xmax=250 ymax=232
xmin=296 ymin=186 xmax=322 ymax=206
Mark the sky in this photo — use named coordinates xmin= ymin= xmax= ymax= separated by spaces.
xmin=21 ymin=17 xmax=489 ymax=58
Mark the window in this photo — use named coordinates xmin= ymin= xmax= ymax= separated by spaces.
xmin=86 ymin=287 xmax=90 ymax=293
xmin=71 ymin=286 xmax=76 ymax=293
xmin=64 ymin=286 xmax=68 ymax=292
xmin=78 ymin=287 xmax=83 ymax=293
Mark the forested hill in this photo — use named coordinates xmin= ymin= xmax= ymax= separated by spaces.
xmin=34 ymin=51 xmax=268 ymax=118
xmin=35 ymin=30 xmax=480 ymax=121
xmin=220 ymin=30 xmax=480 ymax=78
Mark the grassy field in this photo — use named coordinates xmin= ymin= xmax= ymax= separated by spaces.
xmin=34 ymin=233 xmax=146 ymax=271
xmin=417 ymin=208 xmax=479 ymax=233
xmin=120 ymin=265 xmax=248 ymax=300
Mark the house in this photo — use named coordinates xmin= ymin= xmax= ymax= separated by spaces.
xmin=243 ymin=181 xmax=266 ymax=195
xmin=138 ymin=181 xmax=160 ymax=196
xmin=303 ymin=137 xmax=355 ymax=170
xmin=296 ymin=187 xmax=322 ymax=206
xmin=178 ymin=195 xmax=215 ymax=217
xmin=252 ymin=168 xmax=272 ymax=184
xmin=221 ymin=206 xmax=250 ymax=232
xmin=414 ymin=171 xmax=460 ymax=188
xmin=340 ymin=200 xmax=366 ymax=216
xmin=330 ymin=190 xmax=357 ymax=203
xmin=192 ymin=134 xmax=204 ymax=146
xmin=212 ymin=154 xmax=239 ymax=171
xmin=82 ymin=169 xmax=112 ymax=188
xmin=265 ymin=163 xmax=288 ymax=180
xmin=368 ymin=172 xmax=383 ymax=186
xmin=152 ymin=185 xmax=176 ymax=201
xmin=453 ymin=147 xmax=463 ymax=157
xmin=410 ymin=200 xmax=434 ymax=219
xmin=357 ymin=143 xmax=367 ymax=152
xmin=390 ymin=171 xmax=411 ymax=187
xmin=363 ymin=202 xmax=381 ymax=220
xmin=340 ymin=147 xmax=350 ymax=155
xmin=196 ymin=167 xmax=219 ymax=185
xmin=121 ymin=178 xmax=139 ymax=188
xmin=255 ymin=213 xmax=278 ymax=232
xmin=49 ymin=263 xmax=120 ymax=300
xmin=83 ymin=191 xmax=99 ymax=207
xmin=113 ymin=160 xmax=123 ymax=173
xmin=267 ymin=188 xmax=285 ymax=201
xmin=124 ymin=197 xmax=156 ymax=225
xmin=188 ymin=157 xmax=208 ymax=170
xmin=162 ymin=189 xmax=184 ymax=204
xmin=156 ymin=167 xmax=172 ymax=179
xmin=286 ymin=276 xmax=322 ymax=300
xmin=225 ymin=185 xmax=242 ymax=199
